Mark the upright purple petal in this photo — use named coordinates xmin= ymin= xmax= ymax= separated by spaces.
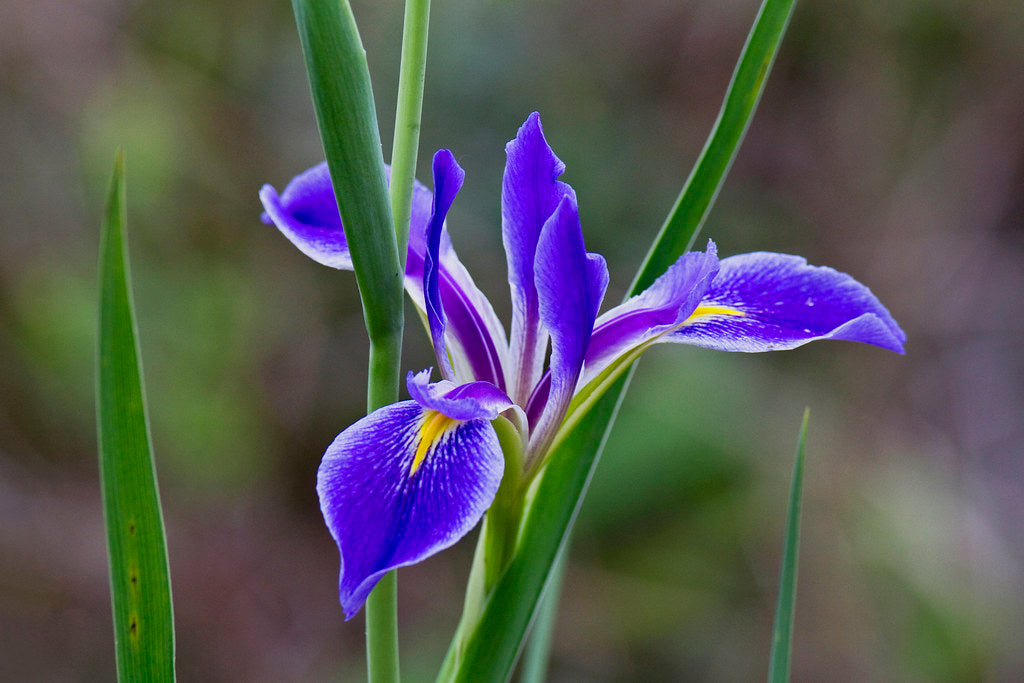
xmin=666 ymin=252 xmax=906 ymax=353
xmin=502 ymin=112 xmax=576 ymax=403
xmin=413 ymin=149 xmax=509 ymax=388
xmin=317 ymin=400 xmax=504 ymax=619
xmin=578 ymin=243 xmax=720 ymax=388
xmin=526 ymin=195 xmax=607 ymax=461
xmin=424 ymin=150 xmax=466 ymax=381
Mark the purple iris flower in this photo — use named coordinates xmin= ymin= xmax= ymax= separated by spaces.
xmin=260 ymin=112 xmax=905 ymax=619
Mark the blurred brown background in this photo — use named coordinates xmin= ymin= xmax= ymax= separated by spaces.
xmin=2 ymin=0 xmax=1023 ymax=680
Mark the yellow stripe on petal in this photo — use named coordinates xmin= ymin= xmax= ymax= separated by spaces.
xmin=683 ymin=303 xmax=746 ymax=323
xmin=411 ymin=410 xmax=458 ymax=477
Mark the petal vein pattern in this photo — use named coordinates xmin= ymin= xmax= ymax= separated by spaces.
xmin=665 ymin=252 xmax=906 ymax=353
xmin=317 ymin=396 xmax=505 ymax=620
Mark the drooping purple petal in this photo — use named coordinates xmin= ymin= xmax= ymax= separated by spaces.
xmin=259 ymin=163 xmax=352 ymax=269
xmin=261 ymin=160 xmax=509 ymax=388
xmin=424 ymin=150 xmax=466 ymax=381
xmin=578 ymin=243 xmax=721 ymax=389
xmin=317 ymin=400 xmax=504 ymax=619
xmin=666 ymin=252 xmax=907 ymax=353
xmin=260 ymin=162 xmax=435 ymax=271
xmin=526 ymin=194 xmax=607 ymax=460
xmin=502 ymin=112 xmax=576 ymax=403
xmin=406 ymin=369 xmax=513 ymax=421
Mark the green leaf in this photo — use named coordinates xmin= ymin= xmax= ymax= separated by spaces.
xmin=97 ymin=151 xmax=175 ymax=682
xmin=290 ymin=2 xmax=405 ymax=679
xmin=768 ymin=408 xmax=809 ymax=683
xmin=629 ymin=0 xmax=798 ymax=294
xmin=291 ymin=0 xmax=404 ymax=413
xmin=444 ymin=0 xmax=798 ymax=678
xmin=518 ymin=550 xmax=567 ymax=683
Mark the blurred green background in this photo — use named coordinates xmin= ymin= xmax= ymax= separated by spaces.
xmin=2 ymin=0 xmax=1023 ymax=680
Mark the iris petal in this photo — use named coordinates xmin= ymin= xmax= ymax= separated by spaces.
xmin=259 ymin=163 xmax=354 ymax=269
xmin=666 ymin=252 xmax=907 ymax=353
xmin=260 ymin=162 xmax=434 ymax=271
xmin=424 ymin=150 xmax=466 ymax=380
xmin=502 ymin=112 xmax=576 ymax=403
xmin=527 ymin=194 xmax=607 ymax=460
xmin=317 ymin=400 xmax=504 ymax=619
xmin=579 ymin=242 xmax=720 ymax=389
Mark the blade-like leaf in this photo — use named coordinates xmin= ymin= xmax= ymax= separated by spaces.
xmin=97 ymin=151 xmax=175 ymax=681
xmin=518 ymin=549 xmax=567 ymax=683
xmin=291 ymin=0 xmax=404 ymax=412
xmin=290 ymin=2 xmax=405 ymax=679
xmin=445 ymin=0 xmax=798 ymax=678
xmin=629 ymin=0 xmax=797 ymax=294
xmin=768 ymin=408 xmax=809 ymax=683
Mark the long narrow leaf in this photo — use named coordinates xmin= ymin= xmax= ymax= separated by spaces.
xmin=97 ymin=151 xmax=175 ymax=681
xmin=629 ymin=0 xmax=797 ymax=294
xmin=768 ymin=409 xmax=809 ymax=683
xmin=291 ymin=0 xmax=404 ymax=412
xmin=446 ymin=0 xmax=798 ymax=678
xmin=518 ymin=549 xmax=567 ymax=683
xmin=290 ymin=2 xmax=405 ymax=679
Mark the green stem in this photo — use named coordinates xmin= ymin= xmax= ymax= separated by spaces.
xmin=390 ymin=0 xmax=431 ymax=266
xmin=364 ymin=5 xmax=432 ymax=675
xmin=367 ymin=331 xmax=404 ymax=412
xmin=290 ymin=0 xmax=418 ymax=678
xmin=366 ymin=571 xmax=400 ymax=682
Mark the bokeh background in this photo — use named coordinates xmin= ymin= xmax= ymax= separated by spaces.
xmin=3 ymin=0 xmax=1023 ymax=680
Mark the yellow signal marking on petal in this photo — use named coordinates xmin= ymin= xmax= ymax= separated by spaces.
xmin=410 ymin=410 xmax=458 ymax=477
xmin=684 ymin=303 xmax=746 ymax=323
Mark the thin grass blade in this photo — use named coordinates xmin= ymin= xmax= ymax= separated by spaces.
xmin=768 ymin=408 xmax=809 ymax=683
xmin=97 ymin=151 xmax=175 ymax=681
xmin=445 ymin=0 xmax=798 ymax=679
